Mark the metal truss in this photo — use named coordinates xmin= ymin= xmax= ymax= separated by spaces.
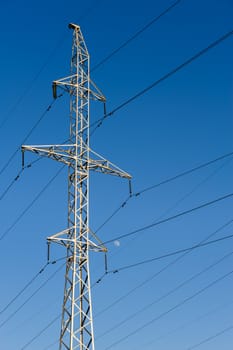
xmin=22 ymin=23 xmax=131 ymax=350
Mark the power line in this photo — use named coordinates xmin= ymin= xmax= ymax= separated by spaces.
xmin=0 ymin=262 xmax=49 ymax=315
xmin=134 ymin=152 xmax=233 ymax=197
xmin=19 ymin=273 xmax=109 ymax=350
xmin=95 ymin=219 xmax=233 ymax=318
xmin=0 ymin=254 xmax=67 ymax=316
xmin=103 ymin=192 xmax=233 ymax=244
xmin=142 ymin=300 xmax=233 ymax=348
xmin=0 ymin=165 xmax=65 ymax=242
xmin=0 ymin=158 xmax=41 ymax=201
xmin=0 ymin=2 xmax=182 ymax=181
xmin=20 ymin=314 xmax=61 ymax=350
xmin=96 ymin=154 xmax=233 ymax=282
xmin=91 ymin=0 xmax=183 ymax=71
xmin=0 ymin=135 xmax=71 ymax=202
xmin=95 ymin=151 xmax=233 ymax=233
xmin=90 ymin=29 xmax=233 ymax=133
xmin=17 ymin=167 xmax=233 ymax=350
xmin=0 ymin=262 xmax=65 ymax=330
xmin=103 ymin=269 xmax=233 ymax=349
xmin=185 ymin=325 xmax=233 ymax=350
xmin=97 ymin=250 xmax=233 ymax=339
xmin=0 ymin=94 xmax=63 ymax=179
xmin=108 ymin=233 xmax=233 ymax=273
xmin=0 ymin=1 xmax=104 ymax=132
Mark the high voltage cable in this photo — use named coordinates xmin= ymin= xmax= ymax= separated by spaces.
xmin=107 ymin=233 xmax=233 ymax=273
xmin=142 ymin=299 xmax=233 ymax=348
xmin=27 ymin=221 xmax=233 ymax=350
xmin=0 ymin=2 xmax=106 ymax=185
xmin=42 ymin=302 xmax=233 ymax=350
xmin=97 ymin=250 xmax=233 ymax=339
xmin=0 ymin=94 xmax=63 ymax=179
xmin=0 ymin=149 xmax=230 ymax=248
xmin=185 ymin=325 xmax=233 ymax=350
xmin=95 ymin=151 xmax=233 ymax=233
xmin=0 ymin=254 xmax=68 ymax=316
xmin=134 ymin=152 xmax=233 ymax=197
xmin=2 ymin=13 xmax=231 ymax=350
xmin=91 ymin=0 xmax=183 ymax=71
xmin=19 ymin=273 xmax=108 ymax=350
xmin=0 ymin=0 xmax=182 ymax=176
xmin=20 ymin=314 xmax=61 ymax=350
xmin=0 ymin=0 xmax=105 ymax=132
xmin=0 ymin=262 xmax=49 ymax=315
xmin=95 ymin=219 xmax=233 ymax=318
xmin=103 ymin=269 xmax=233 ymax=349
xmin=0 ymin=165 xmax=65 ymax=242
xmin=103 ymin=192 xmax=233 ymax=244
xmin=90 ymin=29 xmax=233 ymax=134
xmin=0 ymin=262 xmax=65 ymax=330
xmin=0 ymin=136 xmax=70 ymax=202
xmin=0 ymin=158 xmax=42 ymax=201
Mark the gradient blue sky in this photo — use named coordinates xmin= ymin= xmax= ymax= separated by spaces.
xmin=0 ymin=1 xmax=233 ymax=349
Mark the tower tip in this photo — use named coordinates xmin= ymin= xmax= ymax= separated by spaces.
xmin=68 ymin=23 xmax=80 ymax=31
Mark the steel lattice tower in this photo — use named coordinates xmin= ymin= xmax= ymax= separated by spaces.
xmin=22 ymin=24 xmax=131 ymax=350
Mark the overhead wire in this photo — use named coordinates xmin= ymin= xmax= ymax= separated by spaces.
xmin=184 ymin=324 xmax=233 ymax=350
xmin=103 ymin=192 xmax=233 ymax=244
xmin=95 ymin=151 xmax=233 ymax=234
xmin=91 ymin=0 xmax=183 ymax=71
xmin=18 ymin=220 xmax=233 ymax=349
xmin=0 ymin=134 xmax=72 ymax=202
xmin=0 ymin=0 xmax=106 ymax=132
xmin=0 ymin=1 xmax=182 ymax=179
xmin=0 ymin=164 xmax=66 ymax=242
xmin=0 ymin=253 xmax=68 ymax=317
xmin=95 ymin=219 xmax=233 ymax=318
xmin=0 ymin=93 xmax=63 ymax=179
xmin=103 ymin=268 xmax=233 ymax=349
xmin=90 ymin=29 xmax=233 ymax=134
xmin=19 ymin=272 xmax=109 ymax=350
xmin=0 ymin=262 xmax=65 ymax=330
xmin=2 ymin=6 xmax=232 ymax=350
xmin=142 ymin=299 xmax=233 ymax=348
xmin=2 ymin=11 xmax=231 ymax=253
xmin=107 ymin=233 xmax=233 ymax=273
xmin=0 ymin=158 xmax=42 ymax=201
xmin=134 ymin=152 xmax=233 ymax=197
xmin=20 ymin=314 xmax=61 ymax=350
xmin=0 ymin=1 xmax=107 ymax=189
xmin=0 ymin=262 xmax=49 ymax=315
xmin=97 ymin=249 xmax=233 ymax=339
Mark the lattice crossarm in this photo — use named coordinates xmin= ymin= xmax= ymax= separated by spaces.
xmin=22 ymin=145 xmax=74 ymax=166
xmin=47 ymin=226 xmax=107 ymax=253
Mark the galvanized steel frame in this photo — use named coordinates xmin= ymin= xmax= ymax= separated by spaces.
xmin=22 ymin=23 xmax=131 ymax=350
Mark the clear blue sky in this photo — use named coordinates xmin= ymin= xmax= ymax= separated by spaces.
xmin=0 ymin=1 xmax=232 ymax=349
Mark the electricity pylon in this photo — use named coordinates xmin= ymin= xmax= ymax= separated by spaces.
xmin=22 ymin=23 xmax=131 ymax=350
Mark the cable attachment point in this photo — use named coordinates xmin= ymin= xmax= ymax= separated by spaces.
xmin=129 ymin=180 xmax=132 ymax=197
xmin=52 ymin=82 xmax=57 ymax=99
xmin=103 ymin=102 xmax=107 ymax=117
xmin=47 ymin=240 xmax=51 ymax=264
xmin=21 ymin=149 xmax=25 ymax=169
xmin=14 ymin=175 xmax=20 ymax=181
xmin=104 ymin=253 xmax=108 ymax=274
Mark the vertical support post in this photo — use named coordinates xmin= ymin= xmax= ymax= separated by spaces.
xmin=58 ymin=24 xmax=94 ymax=350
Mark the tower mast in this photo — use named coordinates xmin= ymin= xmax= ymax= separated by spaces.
xmin=22 ymin=24 xmax=131 ymax=350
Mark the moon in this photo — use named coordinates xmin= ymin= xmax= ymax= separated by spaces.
xmin=114 ymin=240 xmax=120 ymax=247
